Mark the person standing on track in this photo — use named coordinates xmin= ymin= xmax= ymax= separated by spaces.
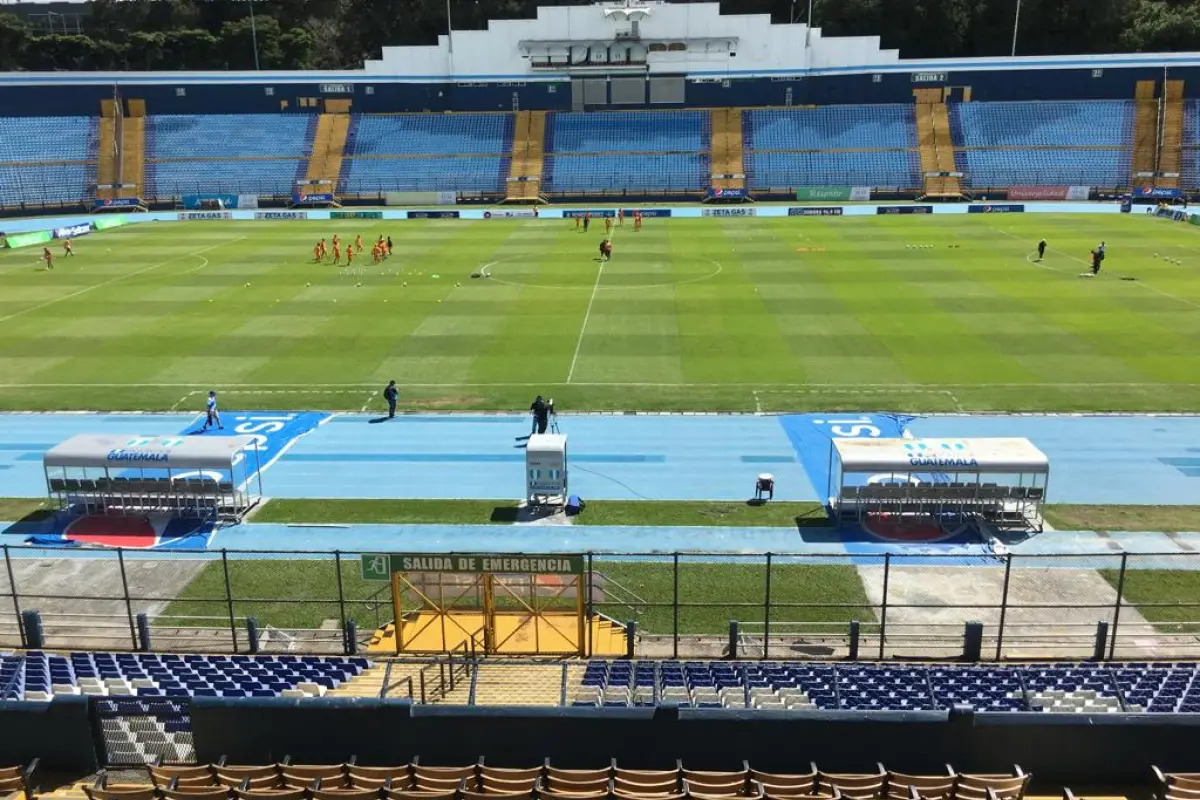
xmin=384 ymin=380 xmax=399 ymax=419
xmin=202 ymin=391 xmax=223 ymax=431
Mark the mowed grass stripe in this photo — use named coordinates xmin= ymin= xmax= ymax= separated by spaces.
xmin=5 ymin=215 xmax=1200 ymax=411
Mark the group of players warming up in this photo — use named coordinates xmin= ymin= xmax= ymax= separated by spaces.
xmin=313 ymin=233 xmax=394 ymax=267
xmin=574 ymin=209 xmax=646 ymax=263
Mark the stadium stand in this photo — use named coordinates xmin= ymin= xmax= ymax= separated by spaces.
xmin=0 ymin=116 xmax=96 ymax=207
xmin=564 ymin=660 xmax=1197 ymax=713
xmin=948 ymin=100 xmax=1134 ymax=188
xmin=144 ymin=114 xmax=314 ymax=198
xmin=742 ymin=106 xmax=921 ymax=190
xmin=543 ymin=110 xmax=710 ymax=194
xmin=338 ymin=113 xmax=513 ymax=195
xmin=1180 ymin=100 xmax=1200 ymax=189
xmin=15 ymin=652 xmax=371 ymax=701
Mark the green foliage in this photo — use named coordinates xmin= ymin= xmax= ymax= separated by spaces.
xmin=4 ymin=0 xmax=1200 ymax=71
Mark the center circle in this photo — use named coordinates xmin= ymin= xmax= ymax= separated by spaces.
xmin=477 ymin=255 xmax=724 ymax=290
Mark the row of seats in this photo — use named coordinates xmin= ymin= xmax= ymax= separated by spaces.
xmin=144 ymin=114 xmax=314 ymax=198
xmin=543 ymin=111 xmax=709 ymax=193
xmin=115 ymin=761 xmax=1031 ymax=800
xmin=21 ymin=652 xmax=371 ymax=701
xmin=573 ymin=661 xmax=1200 ymax=713
xmin=338 ymin=156 xmax=510 ymax=194
xmin=0 ymin=102 xmax=1149 ymax=203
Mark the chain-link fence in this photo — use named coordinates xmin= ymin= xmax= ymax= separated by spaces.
xmin=4 ymin=546 xmax=1200 ymax=660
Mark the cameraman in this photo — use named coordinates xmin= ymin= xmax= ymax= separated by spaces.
xmin=530 ymin=395 xmax=549 ymax=435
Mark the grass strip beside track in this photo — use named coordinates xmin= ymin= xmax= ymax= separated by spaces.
xmin=252 ymin=498 xmax=829 ymax=528
xmin=1099 ymin=568 xmax=1200 ymax=634
xmin=1043 ymin=505 xmax=1200 ymax=533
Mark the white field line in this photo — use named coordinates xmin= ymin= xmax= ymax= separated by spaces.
xmin=565 ymin=224 xmax=615 ymax=384
xmin=0 ymin=236 xmax=247 ymax=325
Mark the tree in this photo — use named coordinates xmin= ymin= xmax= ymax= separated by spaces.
xmin=163 ymin=28 xmax=222 ymax=70
xmin=0 ymin=13 xmax=31 ymax=70
xmin=1122 ymin=0 xmax=1200 ymax=52
xmin=219 ymin=14 xmax=283 ymax=69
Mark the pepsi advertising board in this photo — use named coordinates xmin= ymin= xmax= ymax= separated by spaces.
xmin=968 ymin=204 xmax=1025 ymax=213
xmin=93 ymin=198 xmax=142 ymax=209
xmin=707 ymin=187 xmax=748 ymax=200
xmin=1133 ymin=186 xmax=1183 ymax=200
xmin=294 ymin=192 xmax=335 ymax=205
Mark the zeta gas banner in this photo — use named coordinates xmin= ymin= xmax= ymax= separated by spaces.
xmin=968 ymin=204 xmax=1025 ymax=214
xmin=254 ymin=211 xmax=308 ymax=220
xmin=1133 ymin=186 xmax=1183 ymax=200
xmin=788 ymin=207 xmax=843 ymax=217
xmin=701 ymin=207 xmax=757 ymax=217
xmin=796 ymin=186 xmax=852 ymax=202
xmin=877 ymin=205 xmax=932 ymax=215
xmin=179 ymin=211 xmax=233 ymax=221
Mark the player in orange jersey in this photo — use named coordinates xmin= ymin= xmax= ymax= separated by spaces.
xmin=634 ymin=211 xmax=643 ymax=232
xmin=355 ymin=234 xmax=363 ymax=254
xmin=372 ymin=244 xmax=382 ymax=264
xmin=332 ymin=242 xmax=341 ymax=265
xmin=313 ymin=242 xmax=323 ymax=262
xmin=318 ymin=239 xmax=328 ymax=260
xmin=332 ymin=234 xmax=340 ymax=251
xmin=346 ymin=245 xmax=355 ymax=268
xmin=604 ymin=216 xmax=613 ymax=234
xmin=42 ymin=247 xmax=53 ymax=270
xmin=617 ymin=208 xmax=625 ymax=227
xmin=63 ymin=238 xmax=74 ymax=257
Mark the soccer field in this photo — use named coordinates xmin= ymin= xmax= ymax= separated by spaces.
xmin=3 ymin=212 xmax=1200 ymax=413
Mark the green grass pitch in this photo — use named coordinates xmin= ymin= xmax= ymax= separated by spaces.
xmin=3 ymin=212 xmax=1200 ymax=413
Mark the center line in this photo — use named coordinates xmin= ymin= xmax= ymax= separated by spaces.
xmin=566 ymin=224 xmax=614 ymax=383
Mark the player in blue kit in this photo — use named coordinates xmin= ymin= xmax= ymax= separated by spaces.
xmin=202 ymin=391 xmax=223 ymax=431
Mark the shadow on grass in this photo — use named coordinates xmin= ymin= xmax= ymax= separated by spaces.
xmin=489 ymin=506 xmax=521 ymax=523
xmin=1 ymin=507 xmax=58 ymax=536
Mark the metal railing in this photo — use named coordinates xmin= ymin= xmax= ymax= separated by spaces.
xmin=3 ymin=545 xmax=1199 ymax=660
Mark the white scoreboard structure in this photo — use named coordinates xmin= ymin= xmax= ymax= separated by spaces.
xmin=526 ymin=433 xmax=569 ymax=506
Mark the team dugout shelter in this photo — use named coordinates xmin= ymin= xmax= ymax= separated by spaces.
xmin=828 ymin=437 xmax=1050 ymax=532
xmin=43 ymin=434 xmax=263 ymax=521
